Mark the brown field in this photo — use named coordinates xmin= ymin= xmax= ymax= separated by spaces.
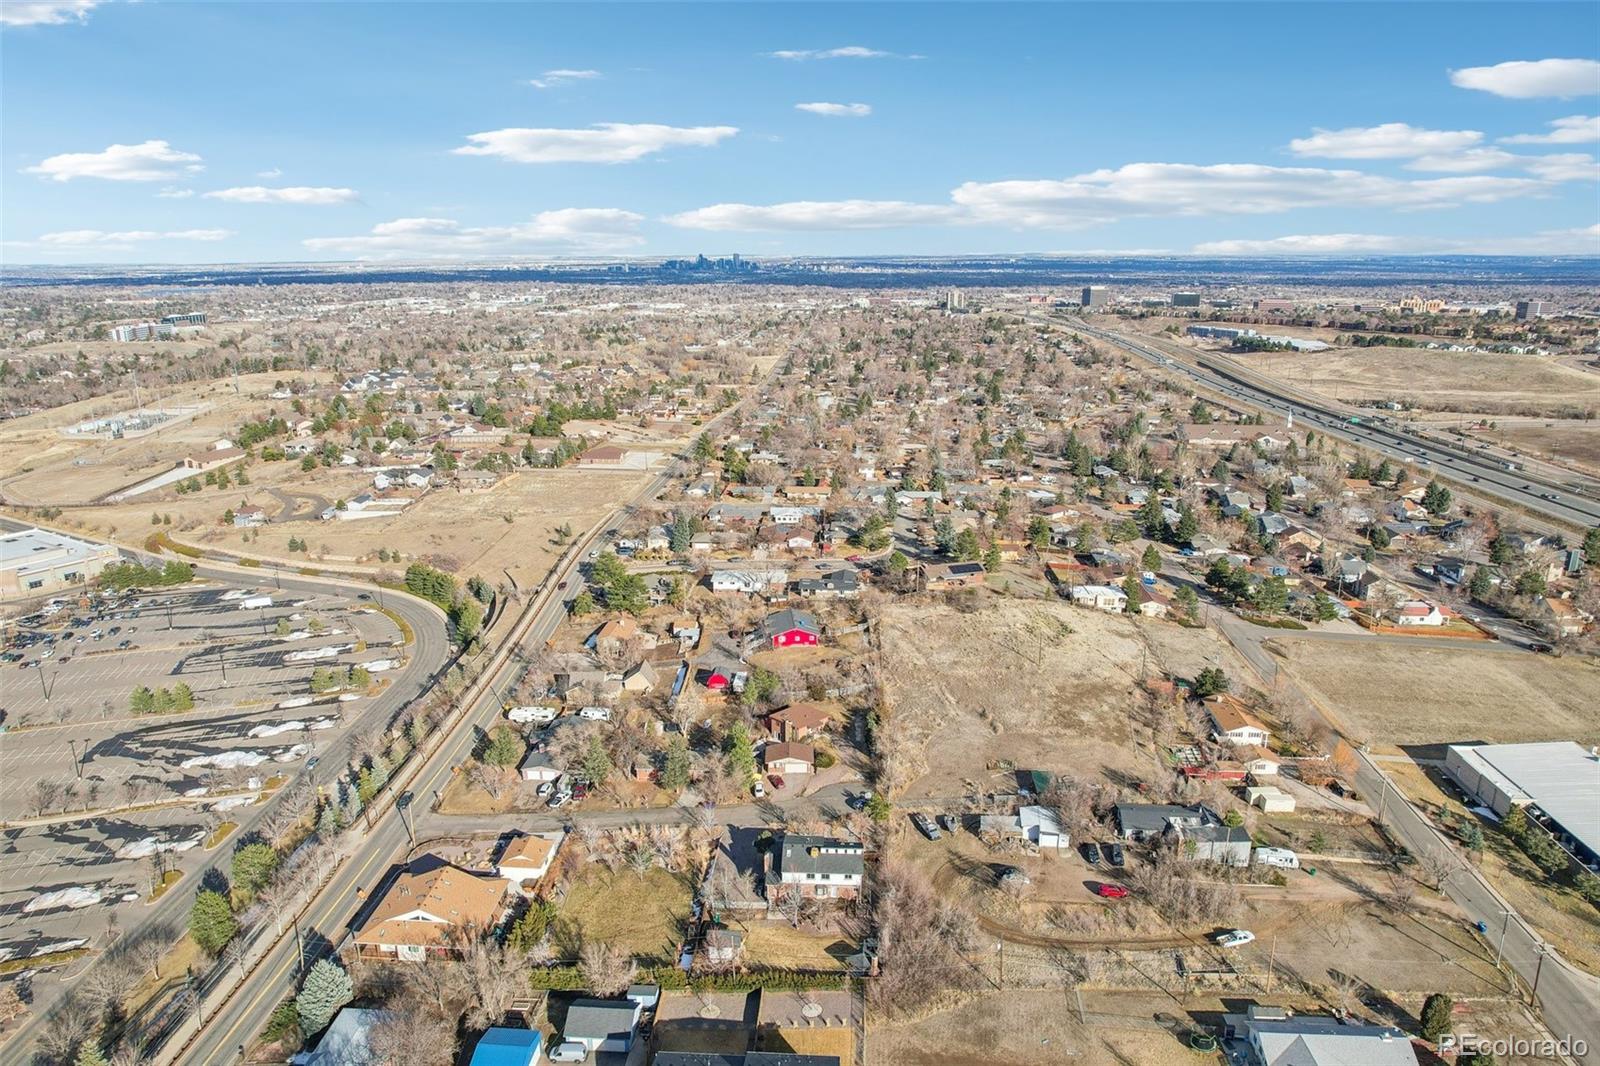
xmin=1467 ymin=421 xmax=1600 ymax=477
xmin=1235 ymin=348 xmax=1600 ymax=418
xmin=1275 ymin=641 xmax=1600 ymax=746
xmin=876 ymin=599 xmax=1254 ymax=798
xmin=738 ymin=923 xmax=855 ymax=971
xmin=551 ymin=867 xmax=693 ymax=963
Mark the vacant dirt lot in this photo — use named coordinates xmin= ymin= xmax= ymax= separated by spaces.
xmin=876 ymin=600 xmax=1254 ymax=798
xmin=1236 ymin=348 xmax=1600 ymax=418
xmin=1467 ymin=420 xmax=1600 ymax=477
xmin=1275 ymin=641 xmax=1600 ymax=746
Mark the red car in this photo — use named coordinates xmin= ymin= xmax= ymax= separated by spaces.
xmin=767 ymin=774 xmax=786 ymax=790
xmin=1095 ymin=884 xmax=1130 ymax=899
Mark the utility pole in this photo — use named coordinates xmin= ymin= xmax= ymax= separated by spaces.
xmin=1531 ymin=945 xmax=1548 ymax=1005
xmin=1267 ymin=934 xmax=1277 ymax=993
xmin=1495 ymin=908 xmax=1512 ymax=968
xmin=68 ymin=739 xmax=80 ymax=777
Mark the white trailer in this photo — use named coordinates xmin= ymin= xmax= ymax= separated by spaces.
xmin=241 ymin=595 xmax=273 ymax=610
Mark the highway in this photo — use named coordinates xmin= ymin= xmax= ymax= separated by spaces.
xmin=0 ymin=531 xmax=451 ymax=1061
xmin=1050 ymin=317 xmax=1600 ymax=531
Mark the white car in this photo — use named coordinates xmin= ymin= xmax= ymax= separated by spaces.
xmin=1214 ymin=929 xmax=1256 ymax=948
xmin=752 ymin=779 xmax=766 ymax=799
xmin=548 ymin=1042 xmax=588 ymax=1063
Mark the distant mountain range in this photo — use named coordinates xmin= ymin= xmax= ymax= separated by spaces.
xmin=3 ymin=254 xmax=1596 ymax=290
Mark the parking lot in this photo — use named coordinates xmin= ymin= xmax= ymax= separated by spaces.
xmin=0 ymin=579 xmax=413 ymax=964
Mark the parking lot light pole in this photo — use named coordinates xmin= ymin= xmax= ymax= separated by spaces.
xmin=1495 ymin=907 xmax=1513 ymax=967
xmin=68 ymin=739 xmax=80 ymax=778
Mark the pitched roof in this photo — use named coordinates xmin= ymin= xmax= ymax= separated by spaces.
xmin=775 ymin=835 xmax=864 ymax=878
xmin=354 ymin=860 xmax=504 ymax=947
xmin=1250 ymin=1020 xmax=1419 ymax=1066
xmin=498 ymin=835 xmax=557 ymax=870
xmin=562 ymin=998 xmax=640 ymax=1043
xmin=768 ymin=703 xmax=832 ymax=730
xmin=1207 ymin=696 xmax=1270 ymax=735
xmin=763 ymin=741 xmax=816 ymax=766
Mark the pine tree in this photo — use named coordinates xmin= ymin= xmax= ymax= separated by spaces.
xmin=725 ymin=723 xmax=756 ymax=780
xmin=295 ymin=958 xmax=354 ymax=1037
xmin=74 ymin=1043 xmax=109 ymax=1066
xmin=580 ymin=735 xmax=614 ymax=786
xmin=189 ymin=889 xmax=237 ymax=954
xmin=660 ymin=734 xmax=691 ymax=790
xmin=1420 ymin=993 xmax=1454 ymax=1042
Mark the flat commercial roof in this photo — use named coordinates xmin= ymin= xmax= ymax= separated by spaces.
xmin=0 ymin=527 xmax=116 ymax=574
xmin=1450 ymin=741 xmax=1600 ymax=855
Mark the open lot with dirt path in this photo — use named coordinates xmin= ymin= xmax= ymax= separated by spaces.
xmin=876 ymin=598 xmax=1254 ymax=799
xmin=1233 ymin=348 xmax=1600 ymax=418
xmin=1274 ymin=640 xmax=1600 ymax=746
xmin=1466 ymin=420 xmax=1600 ymax=478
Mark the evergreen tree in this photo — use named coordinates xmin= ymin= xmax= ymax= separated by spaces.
xmin=189 ymin=889 xmax=238 ymax=954
xmin=74 ymin=1043 xmax=109 ymax=1066
xmin=1419 ymin=993 xmax=1454 ymax=1043
xmin=1422 ymin=479 xmax=1453 ymax=516
xmin=1140 ymin=543 xmax=1162 ymax=571
xmin=580 ymin=735 xmax=613 ymax=786
xmin=660 ymin=734 xmax=691 ymax=790
xmin=231 ymin=842 xmax=280 ymax=897
xmin=295 ymin=958 xmax=354 ymax=1037
xmin=725 ymin=723 xmax=756 ymax=780
xmin=1121 ymin=575 xmax=1143 ymax=613
xmin=482 ymin=725 xmax=524 ymax=768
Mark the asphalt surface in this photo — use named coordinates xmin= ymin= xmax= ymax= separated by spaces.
xmin=1052 ymin=317 xmax=1600 ymax=530
xmin=0 ymin=544 xmax=450 ymax=1061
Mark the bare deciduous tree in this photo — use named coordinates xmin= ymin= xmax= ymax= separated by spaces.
xmin=578 ymin=940 xmax=637 ymax=997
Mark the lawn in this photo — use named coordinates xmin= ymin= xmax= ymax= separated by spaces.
xmin=758 ymin=1027 xmax=854 ymax=1063
xmin=552 ymin=867 xmax=693 ymax=963
xmin=739 ymin=923 xmax=856 ymax=971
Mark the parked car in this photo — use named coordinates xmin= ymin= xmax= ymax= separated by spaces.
xmin=536 ymin=780 xmax=557 ymax=798
xmin=547 ymin=791 xmax=571 ymax=809
xmin=1214 ymin=929 xmax=1257 ymax=948
xmin=1094 ymin=884 xmax=1130 ymax=899
xmin=752 ymin=779 xmax=766 ymax=799
xmin=1105 ymin=843 xmax=1126 ymax=867
xmin=936 ymin=814 xmax=957 ymax=833
xmin=1080 ymin=843 xmax=1103 ymax=866
xmin=548 ymin=1042 xmax=589 ymax=1063
xmin=767 ymin=774 xmax=786 ymax=790
xmin=910 ymin=812 xmax=941 ymax=840
xmin=117 ymin=640 xmax=132 ymax=649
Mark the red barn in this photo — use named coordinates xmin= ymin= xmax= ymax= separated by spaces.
xmin=752 ymin=608 xmax=821 ymax=649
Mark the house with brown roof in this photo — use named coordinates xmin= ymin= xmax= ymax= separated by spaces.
xmin=764 ymin=702 xmax=832 ymax=742
xmin=762 ymin=742 xmax=815 ymax=776
xmin=495 ymin=833 xmax=562 ymax=886
xmin=577 ymin=444 xmax=628 ymax=466
xmin=353 ymin=857 xmax=506 ymax=961
xmin=1205 ymin=696 xmax=1272 ymax=748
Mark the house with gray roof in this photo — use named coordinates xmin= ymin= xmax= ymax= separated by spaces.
xmin=767 ymin=835 xmax=864 ymax=907
xmin=1223 ymin=1011 xmax=1419 ymax=1066
xmin=561 ymin=998 xmax=641 ymax=1054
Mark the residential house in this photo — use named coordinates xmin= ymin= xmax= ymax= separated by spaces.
xmin=517 ymin=749 xmax=562 ymax=785
xmin=709 ymin=567 xmax=788 ymax=594
xmin=290 ymin=1007 xmax=395 ymax=1066
xmin=919 ymin=560 xmax=986 ymax=590
xmin=795 ymin=568 xmax=860 ymax=599
xmin=621 ymin=660 xmax=659 ymax=693
xmin=561 ymin=998 xmax=641 ymax=1054
xmin=1136 ymin=587 xmax=1172 ymax=618
xmin=697 ymin=656 xmax=748 ymax=692
xmin=577 ymin=444 xmax=629 ymax=466
xmin=765 ymin=702 xmax=832 ymax=742
xmin=352 ymin=858 xmax=506 ymax=960
xmin=1532 ymin=596 xmax=1589 ymax=637
xmin=762 ymin=742 xmax=815 ymax=776
xmin=766 ymin=835 xmax=864 ymax=905
xmin=978 ymin=805 xmax=1070 ymax=849
xmin=232 ymin=506 xmax=267 ymax=528
xmin=1206 ymin=697 xmax=1273 ymax=747
xmin=1394 ymin=600 xmax=1446 ymax=627
xmin=1113 ymin=803 xmax=1251 ymax=865
xmin=1068 ymin=584 xmax=1128 ymax=613
xmin=751 ymin=608 xmax=822 ymax=649
xmin=495 ymin=833 xmax=561 ymax=885
xmin=1222 ymin=1010 xmax=1419 ymax=1066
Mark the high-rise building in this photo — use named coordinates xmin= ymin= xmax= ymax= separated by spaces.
xmin=1171 ymin=292 xmax=1201 ymax=308
xmin=161 ymin=312 xmax=207 ymax=325
xmin=945 ymin=288 xmax=966 ymax=311
xmin=1515 ymin=300 xmax=1543 ymax=321
xmin=1081 ymin=285 xmax=1109 ymax=308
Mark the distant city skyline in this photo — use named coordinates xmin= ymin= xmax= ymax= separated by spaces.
xmin=2 ymin=1 xmax=1598 ymax=264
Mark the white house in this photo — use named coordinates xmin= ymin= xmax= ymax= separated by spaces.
xmin=517 ymin=750 xmax=562 ymax=784
xmin=1068 ymin=584 xmax=1127 ymax=613
xmin=1394 ymin=600 xmax=1446 ymax=627
xmin=495 ymin=833 xmax=561 ymax=885
xmin=1207 ymin=698 xmax=1272 ymax=747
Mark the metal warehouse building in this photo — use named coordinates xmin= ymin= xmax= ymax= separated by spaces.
xmin=1444 ymin=741 xmax=1600 ymax=869
xmin=0 ymin=527 xmax=120 ymax=600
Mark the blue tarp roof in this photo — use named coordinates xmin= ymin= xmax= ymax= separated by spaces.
xmin=469 ymin=1028 xmax=542 ymax=1066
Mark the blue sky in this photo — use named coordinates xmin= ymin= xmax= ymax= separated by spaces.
xmin=3 ymin=1 xmax=1598 ymax=263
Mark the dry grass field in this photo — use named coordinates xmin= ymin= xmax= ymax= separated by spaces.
xmin=1467 ymin=420 xmax=1600 ymax=477
xmin=1275 ymin=641 xmax=1600 ymax=746
xmin=1235 ymin=348 xmax=1600 ymax=418
xmin=550 ymin=866 xmax=692 ymax=963
xmin=876 ymin=599 xmax=1253 ymax=798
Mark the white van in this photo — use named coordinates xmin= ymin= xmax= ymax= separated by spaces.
xmin=1253 ymin=846 xmax=1300 ymax=870
xmin=506 ymin=705 xmax=559 ymax=724
xmin=578 ymin=706 xmax=612 ymax=722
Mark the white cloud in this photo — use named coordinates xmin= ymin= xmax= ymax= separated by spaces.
xmin=1522 ymin=152 xmax=1600 ymax=182
xmin=452 ymin=122 xmax=737 ymax=164
xmin=25 ymin=140 xmax=203 ymax=182
xmin=0 ymin=0 xmax=99 ymax=26
xmin=1450 ymin=58 xmax=1600 ymax=99
xmin=1194 ymin=224 xmax=1600 ymax=256
xmin=768 ymin=45 xmax=896 ymax=60
xmin=302 ymin=209 xmax=646 ymax=258
xmin=667 ymin=162 xmax=1556 ymax=234
xmin=156 ymin=187 xmax=195 ymax=199
xmin=1289 ymin=123 xmax=1484 ymax=160
xmin=528 ymin=69 xmax=602 ymax=89
xmin=256 ymin=167 xmax=283 ymax=178
xmin=795 ymin=102 xmax=872 ymax=118
xmin=37 ymin=228 xmax=232 ymax=246
xmin=1502 ymin=115 xmax=1600 ymax=145
xmin=1192 ymin=233 xmax=1420 ymax=255
xmin=947 ymin=163 xmax=1548 ymax=228
xmin=203 ymin=186 xmax=359 ymax=205
xmin=666 ymin=200 xmax=963 ymax=231
xmin=1405 ymin=147 xmax=1520 ymax=172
